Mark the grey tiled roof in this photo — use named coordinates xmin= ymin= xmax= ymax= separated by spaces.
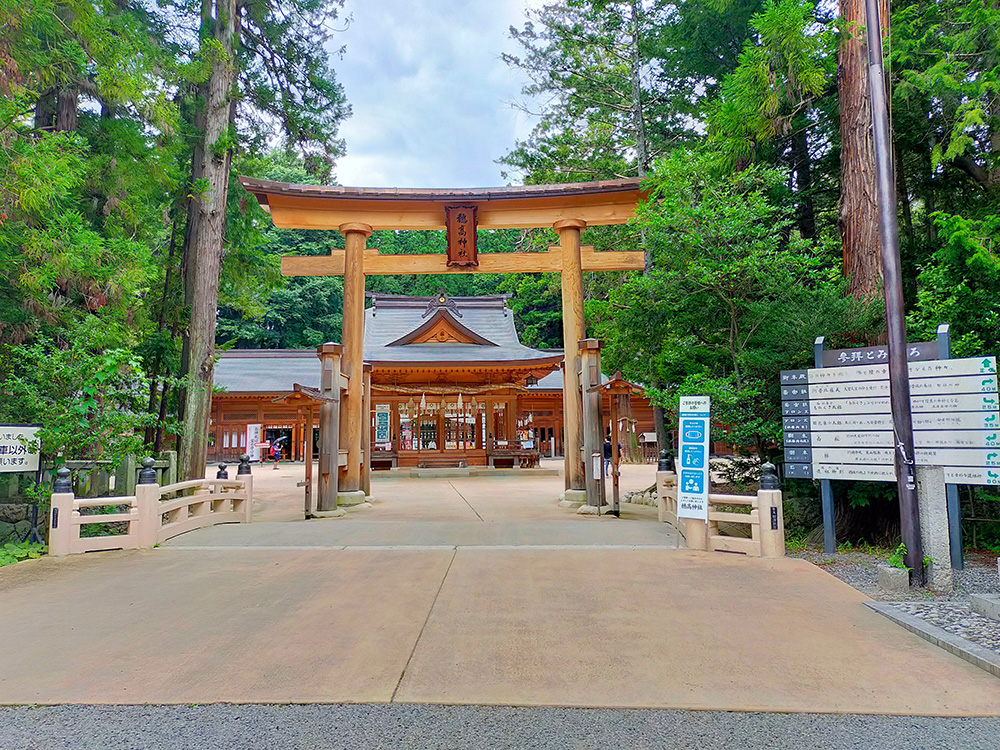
xmin=364 ymin=297 xmax=558 ymax=364
xmin=214 ymin=294 xmax=562 ymax=394
xmin=215 ymin=351 xmax=319 ymax=393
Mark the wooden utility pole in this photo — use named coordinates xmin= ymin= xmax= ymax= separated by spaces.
xmin=865 ymin=0 xmax=924 ymax=584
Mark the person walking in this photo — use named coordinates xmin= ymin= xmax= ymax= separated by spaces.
xmin=603 ymin=436 xmax=612 ymax=477
xmin=271 ymin=441 xmax=282 ymax=469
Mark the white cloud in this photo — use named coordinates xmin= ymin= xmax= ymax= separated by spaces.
xmin=331 ymin=0 xmax=540 ymax=188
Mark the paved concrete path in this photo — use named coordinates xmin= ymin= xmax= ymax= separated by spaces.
xmin=2 ymin=704 xmax=997 ymax=750
xmin=1 ymin=546 xmax=998 ymax=713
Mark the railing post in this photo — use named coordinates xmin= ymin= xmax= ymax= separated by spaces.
xmin=216 ymin=463 xmax=229 ymax=479
xmin=48 ymin=467 xmax=75 ymax=557
xmin=237 ymin=453 xmax=253 ymax=522
xmin=757 ymin=462 xmax=785 ymax=558
xmin=656 ymin=459 xmax=678 ymax=526
xmin=161 ymin=450 xmax=178 ymax=486
xmin=135 ymin=458 xmax=161 ymax=550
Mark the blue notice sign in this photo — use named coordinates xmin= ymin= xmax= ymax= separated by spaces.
xmin=677 ymin=396 xmax=711 ymax=521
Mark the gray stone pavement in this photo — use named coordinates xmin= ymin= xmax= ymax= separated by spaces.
xmin=2 ymin=466 xmax=999 ymax=723
xmin=0 ymin=704 xmax=997 ymax=750
xmin=165 ymin=518 xmax=680 ymax=548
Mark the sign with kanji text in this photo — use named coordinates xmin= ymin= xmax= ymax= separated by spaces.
xmin=677 ymin=396 xmax=710 ymax=521
xmin=0 ymin=425 xmax=40 ymax=473
xmin=375 ymin=404 xmax=391 ymax=443
xmin=445 ymin=205 xmax=478 ymax=267
xmin=246 ymin=423 xmax=263 ymax=462
xmin=821 ymin=341 xmax=938 ymax=367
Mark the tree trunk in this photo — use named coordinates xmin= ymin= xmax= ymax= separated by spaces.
xmin=895 ymin=140 xmax=914 ymax=246
xmin=790 ymin=125 xmax=816 ymax=240
xmin=33 ymin=90 xmax=56 ymax=131
xmin=837 ymin=0 xmax=887 ymax=301
xmin=56 ymin=87 xmax=78 ymax=132
xmin=652 ymin=402 xmax=671 ymax=459
xmin=178 ymin=0 xmax=238 ymax=481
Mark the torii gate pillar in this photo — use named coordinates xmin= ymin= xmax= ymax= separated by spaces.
xmin=338 ymin=222 xmax=371 ymax=506
xmin=555 ymin=218 xmax=587 ymax=506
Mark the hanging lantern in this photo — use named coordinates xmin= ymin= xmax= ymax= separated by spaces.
xmin=457 ymin=393 xmax=463 ymax=410
xmin=420 ymin=393 xmax=426 ymax=412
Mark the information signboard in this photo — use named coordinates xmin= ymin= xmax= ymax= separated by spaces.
xmin=0 ymin=425 xmax=40 ymax=473
xmin=676 ymin=396 xmax=711 ymax=521
xmin=246 ymin=423 xmax=263 ymax=462
xmin=779 ymin=355 xmax=1000 ymax=485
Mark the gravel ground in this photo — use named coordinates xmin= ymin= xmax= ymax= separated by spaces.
xmin=893 ymin=601 xmax=1000 ymax=652
xmin=789 ymin=547 xmax=999 ymax=602
xmin=0 ymin=704 xmax=997 ymax=750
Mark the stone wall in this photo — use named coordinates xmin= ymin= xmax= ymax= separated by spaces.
xmin=0 ymin=502 xmax=43 ymax=545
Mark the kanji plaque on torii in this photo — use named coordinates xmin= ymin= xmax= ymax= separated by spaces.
xmin=445 ymin=205 xmax=477 ymax=267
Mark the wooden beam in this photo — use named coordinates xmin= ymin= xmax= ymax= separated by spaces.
xmin=281 ymin=247 xmax=644 ymax=277
xmin=263 ymin=191 xmax=643 ymax=231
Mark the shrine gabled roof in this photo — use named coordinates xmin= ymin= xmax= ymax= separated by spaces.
xmin=363 ymin=294 xmax=560 ymax=366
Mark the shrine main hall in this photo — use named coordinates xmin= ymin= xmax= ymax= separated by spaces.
xmin=209 ymin=292 xmax=656 ymax=469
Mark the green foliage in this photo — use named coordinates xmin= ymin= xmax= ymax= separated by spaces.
xmin=0 ymin=541 xmax=46 ymax=566
xmin=0 ymin=320 xmax=157 ymax=464
xmin=593 ymin=149 xmax=878 ymax=455
xmin=709 ymin=0 xmax=835 ymax=167
xmin=888 ymin=542 xmax=908 ymax=570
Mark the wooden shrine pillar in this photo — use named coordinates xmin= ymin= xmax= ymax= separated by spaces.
xmin=362 ymin=362 xmax=372 ymax=498
xmin=555 ymin=218 xmax=587 ymax=505
xmin=579 ymin=339 xmax=605 ymax=509
xmin=316 ymin=343 xmax=344 ymax=517
xmin=338 ymin=222 xmax=371 ymax=505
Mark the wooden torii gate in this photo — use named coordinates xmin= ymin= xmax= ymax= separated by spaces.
xmin=240 ymin=177 xmax=648 ymax=511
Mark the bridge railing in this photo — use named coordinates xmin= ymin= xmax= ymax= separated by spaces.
xmin=657 ymin=463 xmax=785 ymax=558
xmin=48 ymin=457 xmax=253 ymax=557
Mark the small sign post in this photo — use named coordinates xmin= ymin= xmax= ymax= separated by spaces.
xmin=677 ymin=396 xmax=711 ymax=522
xmin=0 ymin=425 xmax=40 ymax=474
xmin=0 ymin=425 xmax=42 ymax=544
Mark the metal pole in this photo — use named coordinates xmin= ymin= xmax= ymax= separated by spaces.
xmin=865 ymin=0 xmax=924 ymax=584
xmin=814 ymin=337 xmax=836 ymax=554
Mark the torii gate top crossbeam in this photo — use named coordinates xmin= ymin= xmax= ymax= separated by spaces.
xmin=238 ymin=177 xmax=646 ymax=231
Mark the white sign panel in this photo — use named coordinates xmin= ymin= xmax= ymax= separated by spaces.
xmin=0 ymin=425 xmax=40 ymax=473
xmin=805 ymin=430 xmax=999 ymax=449
xmin=802 ymin=374 xmax=998 ymax=400
xmin=246 ymin=423 xmax=263 ymax=462
xmin=811 ymin=463 xmax=897 ymax=482
xmin=944 ymin=467 xmax=1000 ymax=486
xmin=677 ymin=396 xmax=710 ymax=521
xmin=802 ymin=356 xmax=997 ymax=384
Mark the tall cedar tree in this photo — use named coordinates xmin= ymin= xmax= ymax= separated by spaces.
xmin=177 ymin=0 xmax=349 ymax=479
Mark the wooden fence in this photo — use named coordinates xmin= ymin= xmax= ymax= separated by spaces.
xmin=657 ymin=464 xmax=785 ymax=558
xmin=48 ymin=458 xmax=252 ymax=557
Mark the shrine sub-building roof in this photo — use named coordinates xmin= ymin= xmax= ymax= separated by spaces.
xmin=213 ymin=293 xmax=562 ymax=394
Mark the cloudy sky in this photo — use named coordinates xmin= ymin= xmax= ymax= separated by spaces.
xmin=332 ymin=0 xmax=541 ymax=189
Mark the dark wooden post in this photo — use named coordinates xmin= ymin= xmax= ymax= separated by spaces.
xmin=579 ymin=338 xmax=604 ymax=509
xmin=316 ymin=342 xmax=344 ymax=516
xmin=362 ymin=362 xmax=372 ymax=497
